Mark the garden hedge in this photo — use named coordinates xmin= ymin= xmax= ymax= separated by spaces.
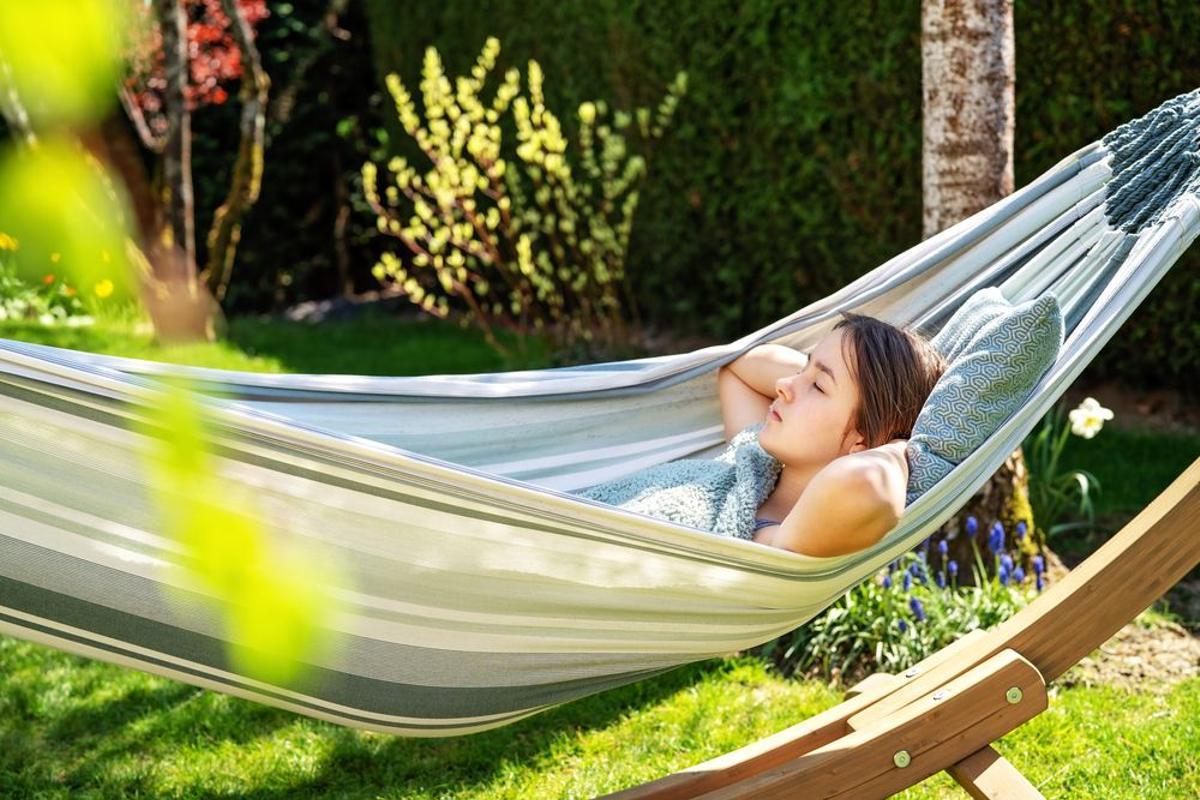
xmin=360 ymin=0 xmax=1200 ymax=395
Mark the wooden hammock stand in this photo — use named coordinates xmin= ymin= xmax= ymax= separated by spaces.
xmin=600 ymin=456 xmax=1200 ymax=799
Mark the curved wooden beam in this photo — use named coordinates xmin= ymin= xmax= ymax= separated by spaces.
xmin=600 ymin=456 xmax=1200 ymax=799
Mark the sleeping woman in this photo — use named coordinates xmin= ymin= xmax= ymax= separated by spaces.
xmin=722 ymin=312 xmax=946 ymax=556
xmin=576 ymin=311 xmax=947 ymax=557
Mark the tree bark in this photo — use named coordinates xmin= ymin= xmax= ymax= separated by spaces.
xmin=921 ymin=0 xmax=1014 ymax=237
xmin=200 ymin=0 xmax=271 ymax=304
xmin=155 ymin=0 xmax=197 ymax=286
xmin=921 ymin=0 xmax=1039 ymax=585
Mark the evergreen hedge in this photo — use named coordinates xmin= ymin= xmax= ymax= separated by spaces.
xmin=362 ymin=0 xmax=1200 ymax=394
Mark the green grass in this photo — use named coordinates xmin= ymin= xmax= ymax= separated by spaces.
xmin=0 ymin=314 xmax=1198 ymax=799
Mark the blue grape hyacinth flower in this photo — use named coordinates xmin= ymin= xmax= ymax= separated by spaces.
xmin=897 ymin=618 xmax=908 ymax=633
xmin=947 ymin=559 xmax=958 ymax=577
xmin=1000 ymin=553 xmax=1014 ymax=573
xmin=1013 ymin=566 xmax=1025 ymax=584
xmin=988 ymin=522 xmax=1005 ymax=554
xmin=965 ymin=515 xmax=978 ymax=538
xmin=903 ymin=571 xmax=913 ymax=591
xmin=937 ymin=539 xmax=949 ymax=556
xmin=935 ymin=570 xmax=946 ymax=589
xmin=1036 ymin=574 xmax=1045 ymax=592
xmin=1032 ymin=555 xmax=1045 ymax=575
xmin=909 ymin=596 xmax=926 ymax=622
xmin=1015 ymin=521 xmax=1027 ymax=541
xmin=998 ymin=563 xmax=1010 ymax=585
xmin=882 ymin=573 xmax=893 ymax=589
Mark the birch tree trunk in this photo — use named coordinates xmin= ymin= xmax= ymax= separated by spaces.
xmin=921 ymin=0 xmax=1042 ymax=584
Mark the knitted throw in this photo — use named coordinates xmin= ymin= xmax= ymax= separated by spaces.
xmin=575 ymin=423 xmax=783 ymax=540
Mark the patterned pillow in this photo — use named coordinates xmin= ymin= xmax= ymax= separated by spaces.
xmin=929 ymin=286 xmax=1013 ymax=363
xmin=905 ymin=289 xmax=1064 ymax=506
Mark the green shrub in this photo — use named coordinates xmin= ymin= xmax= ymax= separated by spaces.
xmin=750 ymin=522 xmax=1048 ymax=686
xmin=362 ymin=36 xmax=685 ymax=360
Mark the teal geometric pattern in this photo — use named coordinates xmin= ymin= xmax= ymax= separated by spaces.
xmin=930 ymin=286 xmax=1016 ymax=363
xmin=906 ymin=289 xmax=1065 ymax=506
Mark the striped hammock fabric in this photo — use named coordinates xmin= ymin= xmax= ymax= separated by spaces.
xmin=0 ymin=88 xmax=1198 ymax=738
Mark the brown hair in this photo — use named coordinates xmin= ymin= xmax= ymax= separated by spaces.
xmin=832 ymin=311 xmax=948 ymax=449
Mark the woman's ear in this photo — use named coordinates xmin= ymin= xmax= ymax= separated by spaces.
xmin=846 ymin=434 xmax=870 ymax=454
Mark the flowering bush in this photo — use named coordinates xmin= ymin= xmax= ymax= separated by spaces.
xmin=1022 ymin=397 xmax=1112 ymax=542
xmin=123 ymin=0 xmax=270 ymax=130
xmin=751 ymin=516 xmax=1048 ymax=685
xmin=362 ymin=37 xmax=687 ymax=360
xmin=0 ymin=234 xmax=92 ymax=325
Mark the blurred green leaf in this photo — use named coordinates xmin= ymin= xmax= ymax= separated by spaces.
xmin=0 ymin=136 xmax=135 ymax=307
xmin=0 ymin=0 xmax=130 ymax=127
xmin=135 ymin=378 xmax=347 ymax=688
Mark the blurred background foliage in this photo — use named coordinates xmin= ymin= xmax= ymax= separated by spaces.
xmin=3 ymin=0 xmax=1196 ymax=394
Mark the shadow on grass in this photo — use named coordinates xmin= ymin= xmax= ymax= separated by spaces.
xmin=45 ymin=681 xmax=198 ymax=743
xmin=54 ymin=657 xmax=732 ymax=799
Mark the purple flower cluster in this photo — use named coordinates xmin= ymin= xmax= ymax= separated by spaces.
xmin=881 ymin=514 xmax=1049 ymax=631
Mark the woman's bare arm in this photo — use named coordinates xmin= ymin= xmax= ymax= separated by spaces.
xmin=763 ymin=439 xmax=910 ymax=556
xmin=717 ymin=344 xmax=809 ymax=439
xmin=723 ymin=344 xmax=809 ymax=395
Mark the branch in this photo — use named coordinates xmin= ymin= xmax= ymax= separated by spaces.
xmin=200 ymin=0 xmax=271 ymax=303
xmin=118 ymin=83 xmax=167 ymax=153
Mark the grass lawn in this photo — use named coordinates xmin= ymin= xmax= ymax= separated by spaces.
xmin=0 ymin=313 xmax=1197 ymax=799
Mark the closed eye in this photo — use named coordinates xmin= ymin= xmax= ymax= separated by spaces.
xmin=797 ymin=369 xmax=825 ymax=394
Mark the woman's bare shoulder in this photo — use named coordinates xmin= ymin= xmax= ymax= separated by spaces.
xmin=768 ymin=448 xmax=906 ymax=557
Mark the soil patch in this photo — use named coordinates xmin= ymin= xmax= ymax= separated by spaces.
xmin=1056 ymin=615 xmax=1200 ymax=694
xmin=1058 ymin=376 xmax=1200 ymax=437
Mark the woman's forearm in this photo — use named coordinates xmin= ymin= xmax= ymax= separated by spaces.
xmin=721 ymin=344 xmax=809 ymax=398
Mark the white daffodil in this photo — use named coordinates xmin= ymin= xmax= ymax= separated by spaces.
xmin=1067 ymin=397 xmax=1114 ymax=439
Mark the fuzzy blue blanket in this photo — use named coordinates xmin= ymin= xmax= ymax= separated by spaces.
xmin=574 ymin=423 xmax=782 ymax=540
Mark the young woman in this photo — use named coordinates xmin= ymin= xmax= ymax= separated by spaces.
xmin=720 ymin=312 xmax=947 ymax=556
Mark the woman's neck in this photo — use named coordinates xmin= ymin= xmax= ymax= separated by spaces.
xmin=764 ymin=461 xmax=829 ymax=516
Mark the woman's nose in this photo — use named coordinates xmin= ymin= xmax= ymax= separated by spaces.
xmin=775 ymin=376 xmax=793 ymax=400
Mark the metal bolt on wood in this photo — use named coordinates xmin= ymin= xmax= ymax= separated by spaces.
xmin=904 ymin=667 xmax=920 ymax=678
xmin=931 ymin=690 xmax=947 ymax=702
xmin=893 ymin=750 xmax=911 ymax=768
xmin=1006 ymin=686 xmax=1023 ymax=704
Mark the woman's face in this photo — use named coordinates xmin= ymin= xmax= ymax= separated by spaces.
xmin=757 ymin=328 xmax=867 ymax=467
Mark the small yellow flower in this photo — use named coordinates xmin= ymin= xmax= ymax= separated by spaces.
xmin=93 ymin=279 xmax=114 ymax=299
xmin=50 ymin=252 xmax=61 ymax=263
xmin=0 ymin=232 xmax=17 ymax=250
xmin=1068 ymin=397 xmax=1114 ymax=439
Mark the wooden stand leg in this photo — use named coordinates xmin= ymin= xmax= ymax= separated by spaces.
xmin=948 ymin=746 xmax=1045 ymax=800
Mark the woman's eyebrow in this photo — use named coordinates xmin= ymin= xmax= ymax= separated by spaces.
xmin=803 ymin=350 xmax=838 ymax=386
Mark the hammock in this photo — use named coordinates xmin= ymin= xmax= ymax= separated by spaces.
xmin=0 ymin=88 xmax=1197 ymax=739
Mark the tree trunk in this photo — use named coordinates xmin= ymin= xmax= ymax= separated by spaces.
xmin=156 ymin=0 xmax=197 ymax=286
xmin=921 ymin=0 xmax=1014 ymax=235
xmin=116 ymin=0 xmax=216 ymax=344
xmin=921 ymin=0 xmax=1039 ymax=585
xmin=200 ymin=0 xmax=271 ymax=304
